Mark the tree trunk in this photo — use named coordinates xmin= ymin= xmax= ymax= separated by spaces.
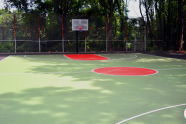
xmin=144 ymin=1 xmax=151 ymax=46
xmin=166 ymin=0 xmax=171 ymax=50
xmin=178 ymin=0 xmax=184 ymax=51
xmin=155 ymin=1 xmax=163 ymax=49
xmin=120 ymin=16 xmax=124 ymax=40
xmin=106 ymin=14 xmax=113 ymax=51
xmin=61 ymin=15 xmax=64 ymax=40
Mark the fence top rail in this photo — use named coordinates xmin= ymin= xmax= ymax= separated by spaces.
xmin=0 ymin=39 xmax=163 ymax=42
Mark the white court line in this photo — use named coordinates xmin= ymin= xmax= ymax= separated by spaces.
xmin=97 ymin=54 xmax=110 ymax=60
xmin=110 ymin=54 xmax=138 ymax=61
xmin=156 ymin=68 xmax=186 ymax=70
xmin=0 ymin=68 xmax=185 ymax=76
xmin=0 ymin=55 xmax=9 ymax=62
xmin=0 ymin=71 xmax=92 ymax=76
xmin=115 ymin=103 xmax=186 ymax=124
xmin=63 ymin=54 xmax=74 ymax=60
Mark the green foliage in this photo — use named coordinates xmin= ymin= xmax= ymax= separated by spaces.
xmin=0 ymin=10 xmax=12 ymax=25
xmin=0 ymin=42 xmax=14 ymax=52
xmin=140 ymin=0 xmax=185 ymax=51
xmin=2 ymin=0 xmax=183 ymax=52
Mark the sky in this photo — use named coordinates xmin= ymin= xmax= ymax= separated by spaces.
xmin=0 ymin=0 xmax=4 ymax=9
xmin=0 ymin=0 xmax=142 ymax=18
xmin=128 ymin=0 xmax=142 ymax=18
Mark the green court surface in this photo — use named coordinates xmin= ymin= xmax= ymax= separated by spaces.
xmin=0 ymin=53 xmax=186 ymax=124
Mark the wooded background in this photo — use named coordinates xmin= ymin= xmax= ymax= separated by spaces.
xmin=0 ymin=0 xmax=185 ymax=53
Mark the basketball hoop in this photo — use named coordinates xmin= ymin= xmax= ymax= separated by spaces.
xmin=72 ymin=19 xmax=88 ymax=31
xmin=77 ymin=26 xmax=84 ymax=30
xmin=72 ymin=19 xmax=88 ymax=53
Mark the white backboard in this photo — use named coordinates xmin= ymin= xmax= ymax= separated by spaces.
xmin=72 ymin=19 xmax=88 ymax=31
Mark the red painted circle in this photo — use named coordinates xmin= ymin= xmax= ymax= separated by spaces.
xmin=93 ymin=67 xmax=158 ymax=76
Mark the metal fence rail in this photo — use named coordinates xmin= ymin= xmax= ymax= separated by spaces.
xmin=0 ymin=39 xmax=149 ymax=54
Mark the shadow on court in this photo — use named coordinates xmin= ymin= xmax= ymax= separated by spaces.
xmin=0 ymin=54 xmax=186 ymax=124
xmin=0 ymin=85 xmax=185 ymax=124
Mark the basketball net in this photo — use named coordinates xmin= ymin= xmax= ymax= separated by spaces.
xmin=77 ymin=26 xmax=83 ymax=30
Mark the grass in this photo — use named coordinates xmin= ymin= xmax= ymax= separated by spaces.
xmin=0 ymin=53 xmax=186 ymax=124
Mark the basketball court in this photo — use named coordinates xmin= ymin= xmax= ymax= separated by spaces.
xmin=0 ymin=53 xmax=185 ymax=124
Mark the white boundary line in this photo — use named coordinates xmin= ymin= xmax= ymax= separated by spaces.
xmin=156 ymin=68 xmax=186 ymax=70
xmin=115 ymin=103 xmax=186 ymax=124
xmin=0 ymin=67 xmax=185 ymax=76
xmin=109 ymin=54 xmax=138 ymax=61
xmin=97 ymin=54 xmax=111 ymax=60
xmin=63 ymin=54 xmax=75 ymax=60
xmin=0 ymin=55 xmax=10 ymax=62
xmin=0 ymin=71 xmax=92 ymax=76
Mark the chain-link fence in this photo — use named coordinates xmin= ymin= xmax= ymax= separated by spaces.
xmin=0 ymin=40 xmax=147 ymax=53
xmin=0 ymin=13 xmax=150 ymax=54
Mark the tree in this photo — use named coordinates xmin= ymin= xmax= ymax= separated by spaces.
xmin=98 ymin=0 xmax=124 ymax=51
xmin=0 ymin=9 xmax=14 ymax=52
xmin=139 ymin=0 xmax=185 ymax=51
xmin=177 ymin=0 xmax=185 ymax=51
xmin=117 ymin=0 xmax=128 ymax=40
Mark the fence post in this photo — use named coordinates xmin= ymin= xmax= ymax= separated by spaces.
xmin=14 ymin=39 xmax=17 ymax=53
xmin=106 ymin=39 xmax=108 ymax=52
xmin=105 ymin=16 xmax=108 ymax=52
xmin=144 ymin=27 xmax=147 ymax=52
xmin=123 ymin=40 xmax=125 ymax=51
xmin=134 ymin=37 xmax=137 ymax=52
xmin=39 ymin=38 xmax=41 ymax=52
xmin=62 ymin=39 xmax=64 ymax=53
xmin=38 ymin=15 xmax=41 ymax=52
xmin=13 ymin=14 xmax=17 ymax=53
xmin=85 ymin=38 xmax=87 ymax=53
xmin=125 ymin=40 xmax=128 ymax=52
xmin=61 ymin=15 xmax=65 ymax=53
